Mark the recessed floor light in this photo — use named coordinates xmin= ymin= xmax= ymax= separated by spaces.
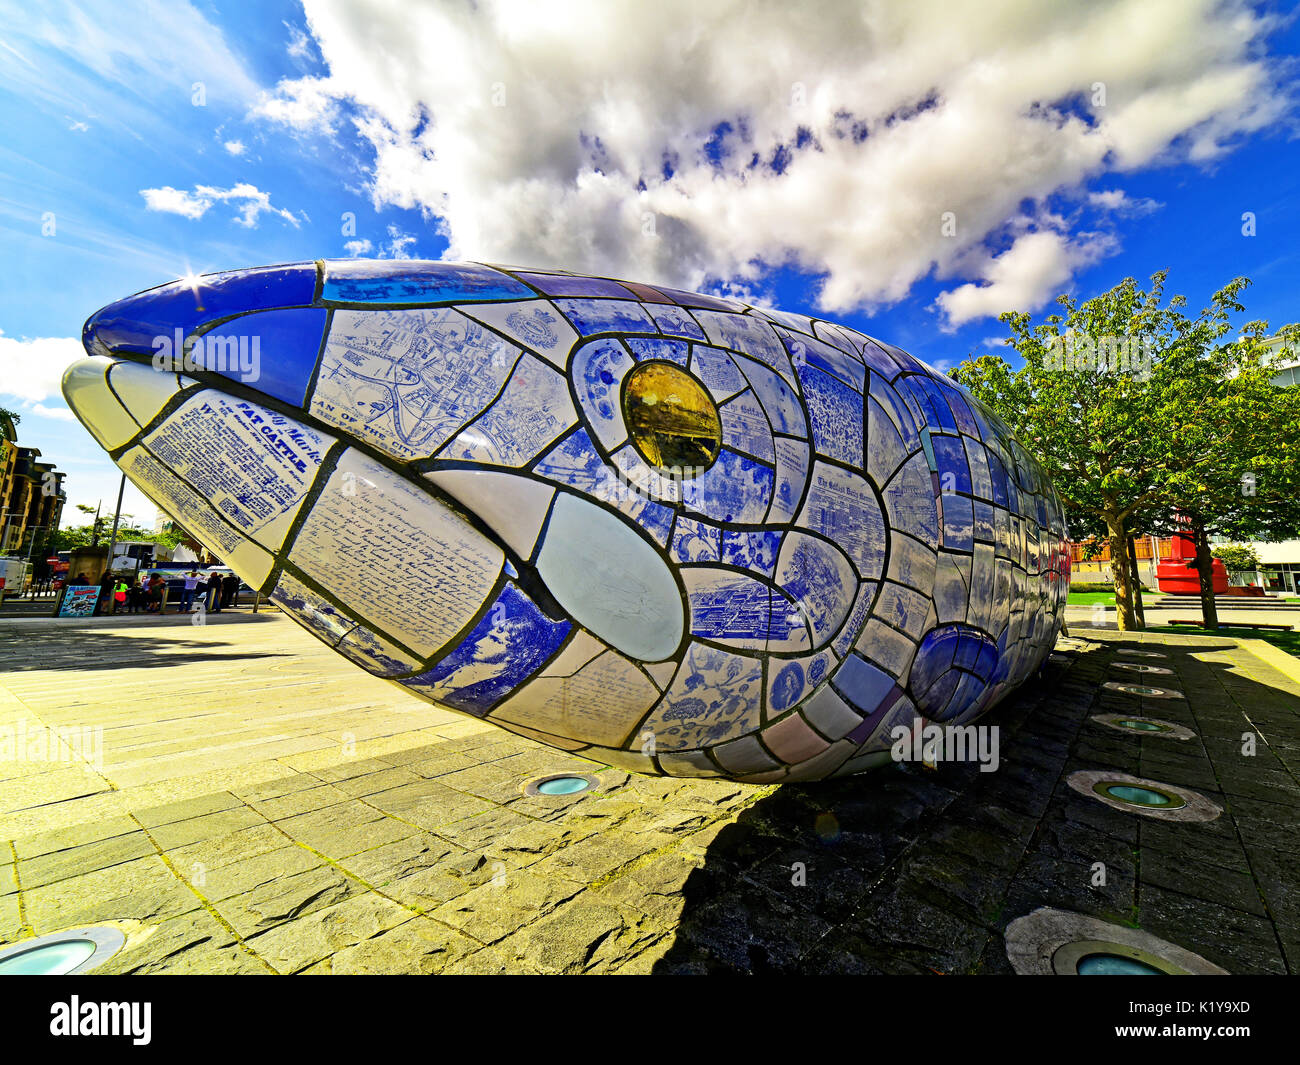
xmin=1005 ymin=908 xmax=1229 ymax=975
xmin=522 ymin=772 xmax=600 ymax=797
xmin=1067 ymin=771 xmax=1222 ymax=821
xmin=1102 ymin=681 xmax=1185 ymax=698
xmin=1112 ymin=662 xmax=1174 ymax=675
xmin=0 ymin=927 xmax=125 ymax=975
xmin=1091 ymin=713 xmax=1195 ymax=740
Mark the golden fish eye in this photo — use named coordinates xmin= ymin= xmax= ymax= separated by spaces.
xmin=622 ymin=361 xmax=721 ymax=474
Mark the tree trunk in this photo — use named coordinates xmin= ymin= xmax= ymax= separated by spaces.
xmin=1105 ymin=513 xmax=1137 ymax=631
xmin=1192 ymin=520 xmax=1219 ymax=631
xmin=1126 ymin=534 xmax=1146 ymax=629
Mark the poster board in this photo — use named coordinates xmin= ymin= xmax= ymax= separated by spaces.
xmin=57 ymin=585 xmax=100 ymax=618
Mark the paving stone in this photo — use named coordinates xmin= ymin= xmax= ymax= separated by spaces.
xmin=431 ymin=867 xmax=584 ymax=944
xmin=305 ymin=916 xmax=481 ymax=974
xmin=219 ymin=864 xmax=361 ymax=939
xmin=245 ymin=893 xmax=415 ymax=973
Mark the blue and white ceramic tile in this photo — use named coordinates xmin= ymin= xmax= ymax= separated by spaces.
xmin=733 ymin=353 xmax=806 ymax=438
xmin=640 ymin=643 xmax=764 ymax=751
xmin=670 ymin=516 xmax=721 ymax=563
xmin=570 ymin=337 xmax=635 ymax=451
xmin=718 ymin=389 xmax=775 ymax=462
xmin=690 ymin=344 xmax=749 ymax=400
xmin=439 ymin=357 xmax=576 ymax=466
xmin=556 ymin=298 xmax=656 ymax=336
xmin=458 ymin=299 xmax=578 ymax=368
xmin=626 ymin=336 xmax=690 ymax=366
xmin=798 ymin=365 xmax=863 ymax=467
xmin=768 ymin=437 xmax=810 ymax=524
xmin=648 ymin=303 xmax=707 ymax=341
xmin=402 ymin=583 xmax=571 ymax=716
xmin=797 ymin=461 xmax=888 ymax=579
xmin=720 ymin=528 xmax=781 ymax=577
xmin=311 ymin=308 xmax=520 ymax=461
xmin=681 ymin=448 xmax=774 ymax=525
xmin=775 ymin=531 xmax=856 ymax=646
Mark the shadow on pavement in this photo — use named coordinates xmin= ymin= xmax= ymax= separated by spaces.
xmin=653 ymin=635 xmax=1300 ymax=974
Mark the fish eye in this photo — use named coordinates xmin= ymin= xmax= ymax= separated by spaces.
xmin=621 ymin=361 xmax=721 ymax=475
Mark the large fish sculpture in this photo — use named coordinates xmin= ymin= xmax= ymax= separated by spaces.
xmin=65 ymin=260 xmax=1069 ymax=782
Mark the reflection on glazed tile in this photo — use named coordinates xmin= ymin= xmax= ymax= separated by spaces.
xmin=866 ymin=395 xmax=910 ymax=486
xmin=290 ymin=449 xmax=502 ymax=657
xmin=799 ymin=365 xmax=862 ymax=467
xmin=776 ymin=532 xmax=855 ymax=646
xmin=768 ymin=437 xmax=809 ymax=524
xmin=556 ymin=298 xmax=656 ymax=336
xmin=611 ymin=445 xmax=686 ymax=507
xmin=670 ymin=516 xmax=721 ymax=563
xmin=882 ymin=452 xmax=939 ymax=549
xmin=780 ymin=328 xmax=865 ymax=392
xmin=458 ymin=299 xmax=578 ymax=368
xmin=762 ymin=713 xmax=829 ymax=764
xmin=403 ymin=583 xmax=571 ymax=716
xmin=321 ymin=260 xmax=533 ymax=304
xmin=513 ymin=272 xmax=634 ymax=299
xmin=718 ymin=390 xmax=774 ymax=462
xmin=797 ymin=462 xmax=887 ymax=579
xmin=571 ymin=337 xmax=634 ymax=451
xmin=872 ymin=581 xmax=932 ymax=640
xmin=490 ymin=649 xmax=658 ymax=747
xmin=692 ymin=310 xmax=792 ymax=382
xmin=690 ymin=345 xmax=747 ymax=399
xmin=311 ymin=308 xmax=519 ymax=461
xmin=640 ymin=643 xmax=763 ymax=751
xmin=682 ymin=449 xmax=773 ymax=525
xmin=438 ymin=357 xmax=575 ymax=466
xmin=885 ymin=531 xmax=939 ymax=593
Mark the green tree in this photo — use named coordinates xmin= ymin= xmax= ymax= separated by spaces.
xmin=952 ymin=272 xmax=1291 ymax=631
xmin=1213 ymin=543 xmax=1262 ymax=575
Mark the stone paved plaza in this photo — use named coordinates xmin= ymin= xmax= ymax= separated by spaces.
xmin=1 ymin=610 xmax=1298 ymax=974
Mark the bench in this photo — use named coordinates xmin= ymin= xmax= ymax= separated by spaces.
xmin=1167 ymin=619 xmax=1293 ymax=632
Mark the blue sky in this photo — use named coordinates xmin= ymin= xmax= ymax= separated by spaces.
xmin=1 ymin=0 xmax=1298 ymax=521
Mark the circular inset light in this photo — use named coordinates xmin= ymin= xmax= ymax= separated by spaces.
xmin=1112 ymin=662 xmax=1173 ymax=675
xmin=1005 ymin=909 xmax=1230 ymax=976
xmin=522 ymin=772 xmax=601 ymax=797
xmin=1068 ymin=771 xmax=1221 ymax=822
xmin=1091 ymin=713 xmax=1195 ymax=740
xmin=622 ymin=361 xmax=721 ymax=473
xmin=1076 ymin=953 xmax=1165 ymax=976
xmin=1099 ymin=782 xmax=1182 ymax=808
xmin=1102 ymin=681 xmax=1184 ymax=698
xmin=0 ymin=927 xmax=125 ymax=975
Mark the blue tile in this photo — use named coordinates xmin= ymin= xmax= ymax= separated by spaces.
xmin=798 ymin=365 xmax=862 ymax=467
xmin=626 ymin=336 xmax=689 ymax=365
xmin=404 ymin=583 xmax=570 ymax=715
xmin=556 ymin=298 xmax=656 ymax=336
xmin=84 ymin=263 xmax=317 ymax=358
xmin=197 ymin=308 xmax=327 ymax=407
xmin=831 ymin=654 xmax=898 ymax=716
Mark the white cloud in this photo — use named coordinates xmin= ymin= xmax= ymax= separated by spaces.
xmin=343 ymin=238 xmax=373 ymax=256
xmin=935 ymin=228 xmax=1116 ymax=328
xmin=139 ymin=182 xmax=303 ymax=228
xmin=67 ymin=119 xmax=88 ymax=132
xmin=253 ymin=0 xmax=1289 ymax=322
xmin=223 ymin=138 xmax=246 ymax=156
xmin=0 ymin=334 xmax=83 ymax=423
xmin=1088 ymin=188 xmax=1162 ymax=215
